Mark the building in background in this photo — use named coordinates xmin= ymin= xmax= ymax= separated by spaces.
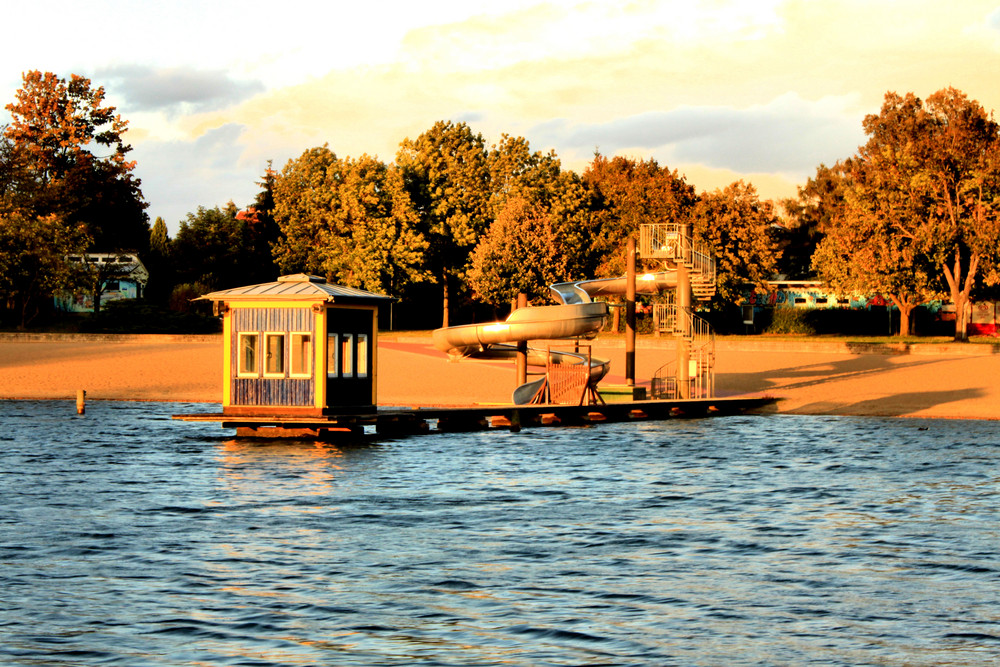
xmin=55 ymin=253 xmax=149 ymax=313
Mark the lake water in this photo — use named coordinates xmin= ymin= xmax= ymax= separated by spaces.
xmin=1 ymin=400 xmax=999 ymax=666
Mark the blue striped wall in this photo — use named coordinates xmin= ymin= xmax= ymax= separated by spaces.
xmin=230 ymin=307 xmax=315 ymax=407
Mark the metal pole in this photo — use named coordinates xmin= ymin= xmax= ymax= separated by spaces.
xmin=676 ymin=225 xmax=691 ymax=399
xmin=626 ymin=237 xmax=636 ymax=387
xmin=516 ymin=292 xmax=528 ymax=388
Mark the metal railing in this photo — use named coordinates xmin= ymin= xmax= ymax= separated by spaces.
xmin=649 ymin=307 xmax=716 ymax=399
xmin=650 ymin=344 xmax=716 ymax=400
xmin=528 ymin=345 xmax=603 ymax=406
xmin=639 ymin=223 xmax=716 ymax=289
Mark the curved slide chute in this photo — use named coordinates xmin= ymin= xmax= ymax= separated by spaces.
xmin=432 ymin=272 xmax=678 ymax=404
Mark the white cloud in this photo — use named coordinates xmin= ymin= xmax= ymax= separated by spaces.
xmin=529 ymin=93 xmax=865 ymax=177
xmin=131 ymin=123 xmax=264 ymax=232
xmin=96 ymin=66 xmax=265 ymax=115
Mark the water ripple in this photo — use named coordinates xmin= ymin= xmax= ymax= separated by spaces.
xmin=1 ymin=401 xmax=999 ymax=665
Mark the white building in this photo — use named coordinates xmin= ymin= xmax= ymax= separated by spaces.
xmin=55 ymin=253 xmax=149 ymax=313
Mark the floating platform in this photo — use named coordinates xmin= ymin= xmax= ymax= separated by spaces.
xmin=173 ymin=396 xmax=776 ymax=440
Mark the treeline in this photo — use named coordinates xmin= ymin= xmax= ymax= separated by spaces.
xmin=3 ymin=70 xmax=999 ymax=340
xmin=153 ymin=125 xmax=782 ymax=330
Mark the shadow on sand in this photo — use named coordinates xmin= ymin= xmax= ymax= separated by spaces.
xmin=717 ymin=354 xmax=981 ymax=416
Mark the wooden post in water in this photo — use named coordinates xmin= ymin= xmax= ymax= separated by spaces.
xmin=76 ymin=389 xmax=86 ymax=415
xmin=625 ymin=237 xmax=637 ymax=387
xmin=515 ymin=292 xmax=528 ymax=389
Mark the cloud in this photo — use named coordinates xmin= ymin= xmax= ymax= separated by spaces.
xmin=131 ymin=123 xmax=265 ymax=231
xmin=96 ymin=65 xmax=265 ymax=114
xmin=529 ymin=94 xmax=865 ymax=175
xmin=990 ymin=7 xmax=1000 ymax=31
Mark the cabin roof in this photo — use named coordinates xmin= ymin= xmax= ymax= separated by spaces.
xmin=197 ymin=274 xmax=393 ymax=303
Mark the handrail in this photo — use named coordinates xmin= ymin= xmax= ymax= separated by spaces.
xmin=639 ymin=223 xmax=716 ymax=287
xmin=649 ymin=307 xmax=715 ymax=400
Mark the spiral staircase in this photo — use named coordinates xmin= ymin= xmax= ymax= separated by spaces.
xmin=639 ymin=224 xmax=717 ymax=400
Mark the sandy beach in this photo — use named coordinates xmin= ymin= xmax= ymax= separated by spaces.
xmin=1 ymin=333 xmax=999 ymax=420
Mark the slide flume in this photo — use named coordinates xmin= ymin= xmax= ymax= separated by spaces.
xmin=432 ymin=272 xmax=679 ymax=404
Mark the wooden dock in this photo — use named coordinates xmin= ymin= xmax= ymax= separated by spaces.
xmin=173 ymin=395 xmax=777 ymax=440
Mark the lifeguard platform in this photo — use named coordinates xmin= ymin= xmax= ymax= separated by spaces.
xmin=197 ymin=274 xmax=392 ymax=417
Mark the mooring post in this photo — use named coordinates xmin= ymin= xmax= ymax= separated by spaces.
xmin=76 ymin=389 xmax=86 ymax=415
xmin=515 ymin=292 xmax=528 ymax=388
xmin=509 ymin=409 xmax=521 ymax=433
xmin=626 ymin=237 xmax=637 ymax=387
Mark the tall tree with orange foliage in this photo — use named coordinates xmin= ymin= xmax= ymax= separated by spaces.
xmin=3 ymin=70 xmax=148 ymax=252
xmin=814 ymin=88 xmax=1000 ymax=340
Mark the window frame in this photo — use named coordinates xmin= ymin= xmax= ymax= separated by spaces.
xmin=263 ymin=331 xmax=286 ymax=378
xmin=340 ymin=333 xmax=354 ymax=378
xmin=356 ymin=333 xmax=368 ymax=379
xmin=289 ymin=332 xmax=313 ymax=378
xmin=237 ymin=332 xmax=260 ymax=377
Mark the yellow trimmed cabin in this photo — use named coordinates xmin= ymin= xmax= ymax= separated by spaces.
xmin=198 ymin=274 xmax=392 ymax=416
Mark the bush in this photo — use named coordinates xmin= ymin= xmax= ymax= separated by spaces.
xmin=764 ymin=308 xmax=816 ymax=334
xmin=169 ymin=282 xmax=213 ymax=314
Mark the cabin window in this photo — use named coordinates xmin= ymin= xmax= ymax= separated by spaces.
xmin=264 ymin=333 xmax=285 ymax=377
xmin=357 ymin=333 xmax=368 ymax=378
xmin=327 ymin=334 xmax=340 ymax=378
xmin=238 ymin=333 xmax=259 ymax=376
xmin=290 ymin=332 xmax=312 ymax=377
xmin=341 ymin=334 xmax=354 ymax=378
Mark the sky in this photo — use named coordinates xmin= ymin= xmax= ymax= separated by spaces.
xmin=2 ymin=0 xmax=999 ymax=235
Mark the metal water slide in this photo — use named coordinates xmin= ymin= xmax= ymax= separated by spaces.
xmin=431 ymin=272 xmax=680 ymax=403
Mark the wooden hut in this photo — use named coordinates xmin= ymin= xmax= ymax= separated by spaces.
xmin=199 ymin=274 xmax=392 ymax=416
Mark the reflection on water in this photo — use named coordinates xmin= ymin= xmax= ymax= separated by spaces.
xmin=218 ymin=439 xmax=347 ymax=498
xmin=1 ymin=401 xmax=999 ymax=666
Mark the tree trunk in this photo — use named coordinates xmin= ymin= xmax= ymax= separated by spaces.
xmin=955 ymin=293 xmax=969 ymax=342
xmin=941 ymin=250 xmax=977 ymax=343
xmin=887 ymin=294 xmax=917 ymax=337
xmin=897 ymin=303 xmax=913 ymax=336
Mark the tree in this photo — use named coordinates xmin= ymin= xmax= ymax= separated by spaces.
xmin=583 ymin=154 xmax=698 ymax=277
xmin=272 ymin=148 xmax=429 ymax=296
xmin=271 ymin=146 xmax=344 ymax=275
xmin=817 ymin=89 xmax=1000 ymax=340
xmin=487 ymin=134 xmax=596 ymax=278
xmin=468 ymin=197 xmax=569 ymax=306
xmin=171 ymin=204 xmax=254 ymax=291
xmin=3 ymin=71 xmax=149 ymax=252
xmin=0 ymin=211 xmax=89 ymax=327
xmin=237 ymin=161 xmax=281 ymax=285
xmin=691 ymin=181 xmax=781 ymax=303
xmin=778 ymin=162 xmax=849 ymax=279
xmin=397 ymin=121 xmax=491 ymax=326
xmin=144 ymin=217 xmax=173 ymax=304
xmin=812 ymin=181 xmax=937 ymax=336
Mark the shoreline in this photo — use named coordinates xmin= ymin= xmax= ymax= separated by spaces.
xmin=2 ymin=335 xmax=998 ymax=421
